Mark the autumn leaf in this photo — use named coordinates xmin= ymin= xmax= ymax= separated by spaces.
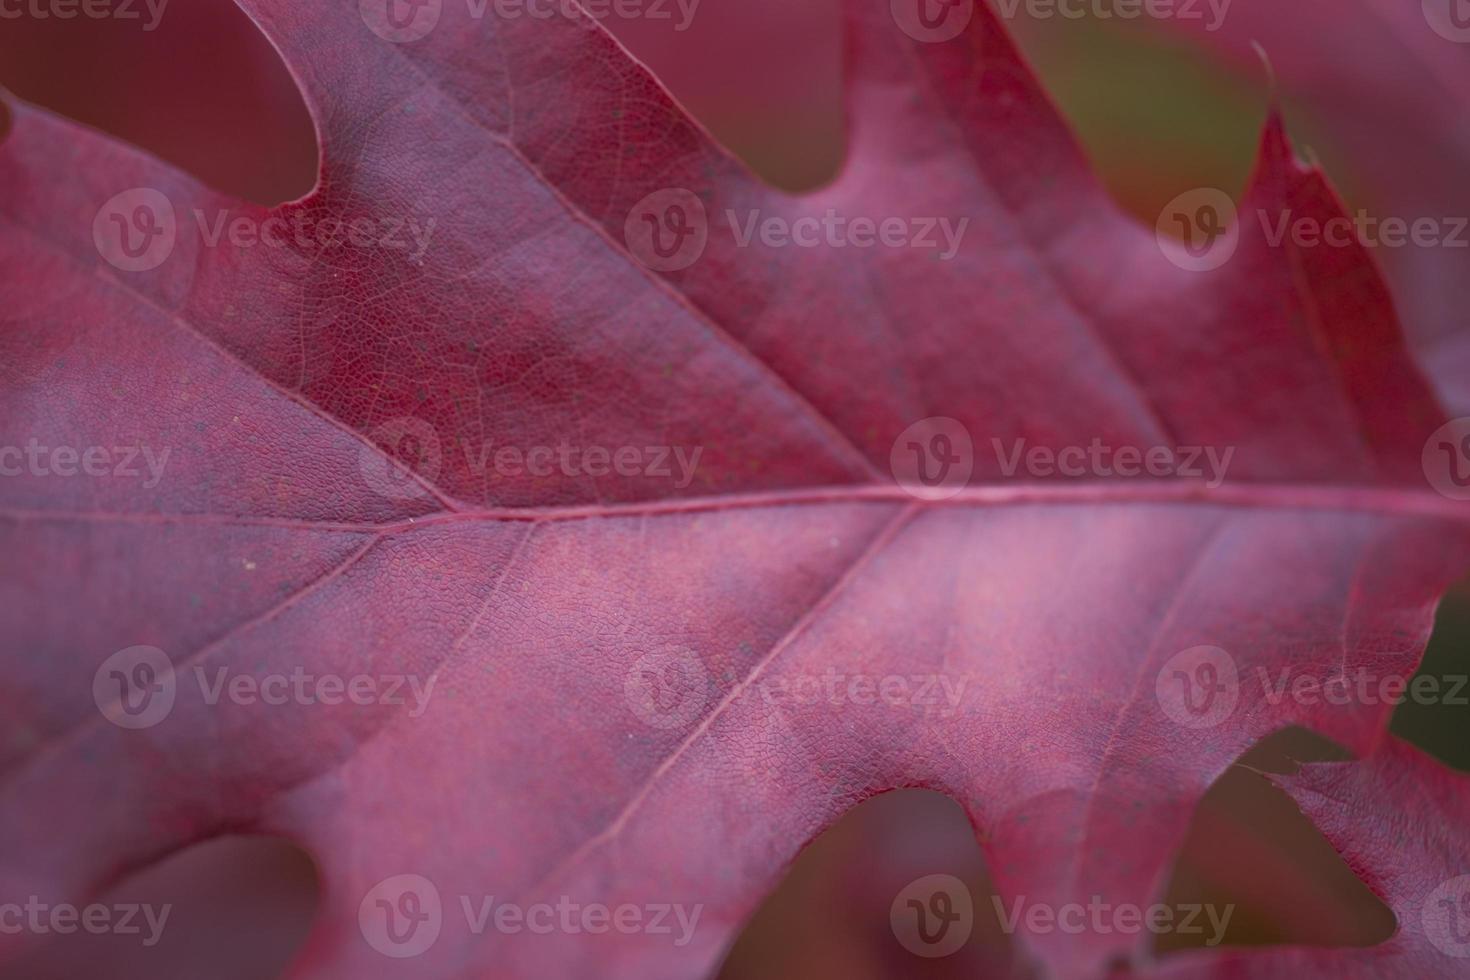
xmin=1155 ymin=0 xmax=1470 ymax=418
xmin=1 ymin=1 xmax=1467 ymax=977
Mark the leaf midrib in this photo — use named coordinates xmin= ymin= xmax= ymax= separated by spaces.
xmin=5 ymin=480 xmax=1467 ymax=535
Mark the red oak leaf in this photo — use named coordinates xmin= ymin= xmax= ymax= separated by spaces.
xmin=0 ymin=1 xmax=1467 ymax=977
xmin=1152 ymin=738 xmax=1470 ymax=978
xmin=1156 ymin=0 xmax=1470 ymax=417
